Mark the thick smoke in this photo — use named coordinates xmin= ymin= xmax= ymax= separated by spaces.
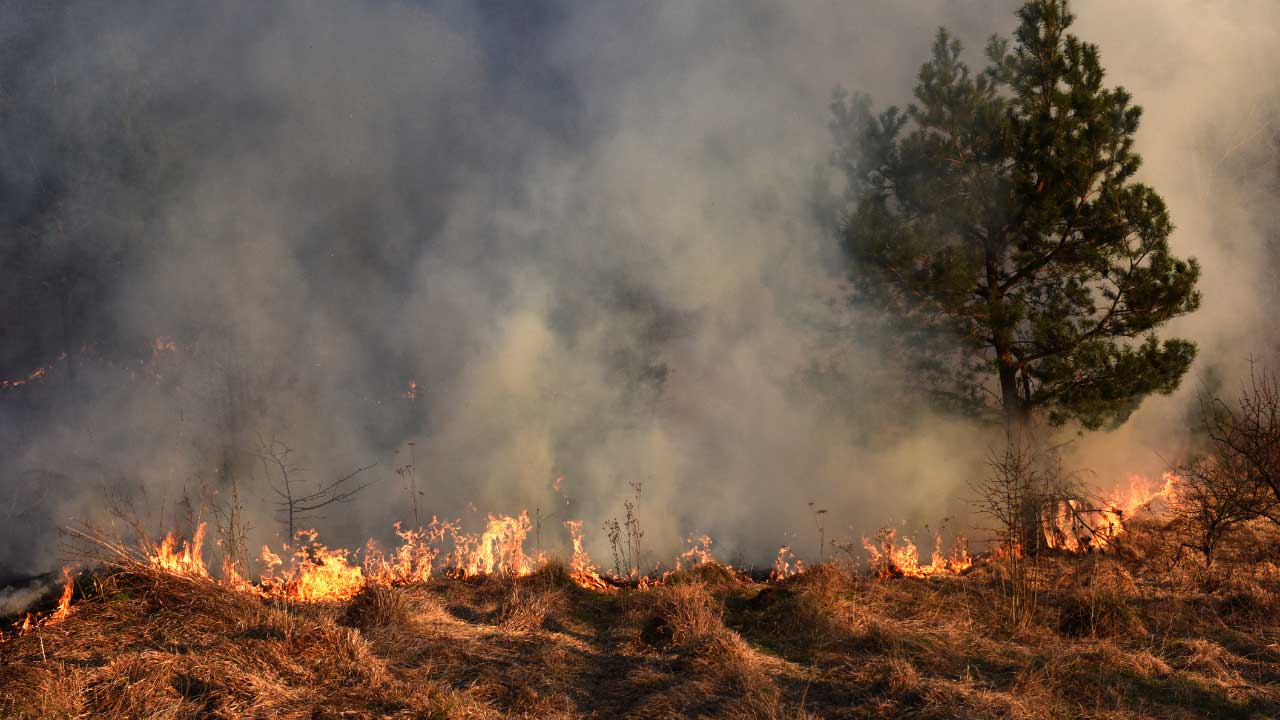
xmin=0 ymin=1 xmax=1275 ymax=580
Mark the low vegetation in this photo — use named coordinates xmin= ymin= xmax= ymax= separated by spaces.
xmin=4 ymin=522 xmax=1280 ymax=719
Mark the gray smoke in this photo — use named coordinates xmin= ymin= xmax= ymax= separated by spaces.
xmin=0 ymin=0 xmax=1275 ymax=581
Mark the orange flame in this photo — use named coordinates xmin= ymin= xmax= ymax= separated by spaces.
xmin=260 ymin=530 xmax=365 ymax=602
xmin=770 ymin=545 xmax=805 ymax=581
xmin=149 ymin=523 xmax=210 ymax=578
xmin=1043 ymin=472 xmax=1178 ymax=552
xmin=564 ymin=520 xmax=609 ymax=590
xmin=863 ymin=529 xmax=970 ymax=579
xmin=1 ymin=361 xmax=55 ymax=389
xmin=364 ymin=520 xmax=450 ymax=585
xmin=48 ymin=567 xmax=75 ymax=625
xmin=447 ymin=512 xmax=534 ymax=578
xmin=6 ymin=566 xmax=76 ymax=640
xmin=674 ymin=534 xmax=716 ymax=571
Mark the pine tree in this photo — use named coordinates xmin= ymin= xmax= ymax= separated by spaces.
xmin=833 ymin=0 xmax=1200 ymax=431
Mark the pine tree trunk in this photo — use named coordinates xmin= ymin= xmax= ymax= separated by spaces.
xmin=998 ymin=366 xmax=1044 ymax=552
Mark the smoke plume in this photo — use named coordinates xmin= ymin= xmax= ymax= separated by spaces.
xmin=0 ymin=0 xmax=1275 ymax=580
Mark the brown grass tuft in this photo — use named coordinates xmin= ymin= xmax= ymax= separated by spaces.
xmin=340 ymin=584 xmax=412 ymax=628
xmin=1212 ymin=574 xmax=1278 ymax=618
xmin=492 ymin=584 xmax=566 ymax=632
xmin=1165 ymin=638 xmax=1244 ymax=684
xmin=6 ymin=550 xmax=1280 ymax=718
xmin=1056 ymin=588 xmax=1147 ymax=637
xmin=635 ymin=582 xmax=731 ymax=653
xmin=1056 ymin=557 xmax=1139 ymax=597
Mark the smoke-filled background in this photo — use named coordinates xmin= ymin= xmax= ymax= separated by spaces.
xmin=0 ymin=0 xmax=1276 ymax=582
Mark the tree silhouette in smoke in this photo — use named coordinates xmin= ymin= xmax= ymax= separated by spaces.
xmin=834 ymin=0 xmax=1201 ymax=432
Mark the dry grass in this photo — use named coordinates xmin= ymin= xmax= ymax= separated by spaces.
xmin=3 ymin=549 xmax=1280 ymax=719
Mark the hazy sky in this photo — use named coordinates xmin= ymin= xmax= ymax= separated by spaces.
xmin=0 ymin=0 xmax=1275 ymax=582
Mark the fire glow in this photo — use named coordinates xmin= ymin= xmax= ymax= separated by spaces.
xmin=1043 ymin=472 xmax=1178 ymax=552
xmin=11 ymin=567 xmax=75 ymax=638
xmin=2 ymin=471 xmax=1180 ymax=636
xmin=862 ymin=529 xmax=972 ymax=579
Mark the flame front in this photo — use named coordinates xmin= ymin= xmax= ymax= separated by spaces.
xmin=1043 ymin=472 xmax=1178 ymax=552
xmin=770 ymin=545 xmax=805 ymax=581
xmin=564 ymin=520 xmax=609 ymax=590
xmin=863 ymin=529 xmax=970 ymax=579
xmin=259 ymin=530 xmax=365 ymax=602
xmin=149 ymin=523 xmax=210 ymax=578
xmin=448 ymin=511 xmax=534 ymax=578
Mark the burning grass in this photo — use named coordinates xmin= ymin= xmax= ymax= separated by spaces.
xmin=4 ymin=538 xmax=1280 ymax=719
xmin=4 ymin=475 xmax=1280 ymax=718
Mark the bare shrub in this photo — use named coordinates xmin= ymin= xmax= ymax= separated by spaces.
xmin=971 ymin=440 xmax=1044 ymax=626
xmin=604 ymin=480 xmax=644 ymax=578
xmin=1168 ymin=455 xmax=1272 ymax=570
xmin=1198 ymin=362 xmax=1280 ymax=524
xmin=254 ymin=433 xmax=375 ymax=540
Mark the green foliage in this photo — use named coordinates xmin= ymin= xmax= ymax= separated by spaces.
xmin=833 ymin=0 xmax=1200 ymax=429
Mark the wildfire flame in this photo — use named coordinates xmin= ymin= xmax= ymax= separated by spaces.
xmin=0 ymin=353 xmax=64 ymax=390
xmin=675 ymin=534 xmax=716 ymax=571
xmin=1043 ymin=472 xmax=1178 ymax=552
xmin=149 ymin=523 xmax=210 ymax=578
xmin=863 ymin=529 xmax=971 ymax=579
xmin=49 ymin=567 xmax=75 ymax=624
xmin=6 ymin=566 xmax=75 ymax=640
xmin=564 ymin=520 xmax=610 ymax=590
xmin=364 ymin=520 xmax=446 ymax=585
xmin=447 ymin=511 xmax=535 ymax=578
xmin=129 ymin=501 xmax=958 ymax=604
xmin=260 ymin=530 xmax=365 ymax=602
xmin=770 ymin=545 xmax=805 ymax=581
